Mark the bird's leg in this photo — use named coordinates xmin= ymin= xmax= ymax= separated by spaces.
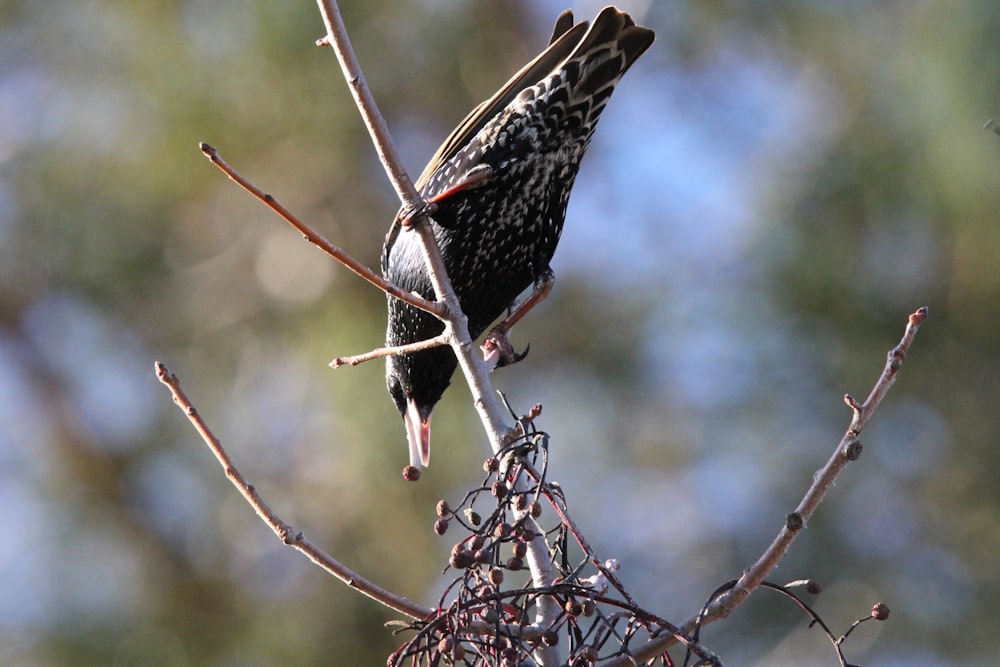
xmin=481 ymin=267 xmax=555 ymax=369
xmin=397 ymin=199 xmax=438 ymax=227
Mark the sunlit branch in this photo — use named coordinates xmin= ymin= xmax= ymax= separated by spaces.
xmin=198 ymin=142 xmax=442 ymax=319
xmin=330 ymin=334 xmax=451 ymax=369
xmin=154 ymin=361 xmax=434 ymax=622
xmin=312 ymin=1 xmax=557 ymax=659
xmin=600 ymin=306 xmax=929 ymax=665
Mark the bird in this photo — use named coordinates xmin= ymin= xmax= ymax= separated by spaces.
xmin=382 ymin=6 xmax=654 ymax=472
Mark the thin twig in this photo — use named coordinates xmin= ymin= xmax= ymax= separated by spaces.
xmin=154 ymin=361 xmax=434 ymax=622
xmin=198 ymin=142 xmax=441 ymax=320
xmin=522 ymin=460 xmax=636 ymax=607
xmin=330 ymin=333 xmax=451 ymax=368
xmin=598 ymin=306 xmax=929 ymax=665
xmin=312 ymin=2 xmax=417 ymax=206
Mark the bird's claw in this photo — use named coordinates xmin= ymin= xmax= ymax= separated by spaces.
xmin=399 ymin=200 xmax=439 ymax=227
xmin=481 ymin=329 xmax=530 ymax=370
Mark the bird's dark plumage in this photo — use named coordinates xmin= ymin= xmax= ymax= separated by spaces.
xmin=383 ymin=7 xmax=654 ymax=469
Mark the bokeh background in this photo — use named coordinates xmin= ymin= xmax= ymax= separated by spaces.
xmin=2 ymin=0 xmax=999 ymax=665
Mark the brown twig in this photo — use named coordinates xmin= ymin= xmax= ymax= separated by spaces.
xmin=330 ymin=333 xmax=450 ymax=368
xmin=521 ymin=459 xmax=637 ymax=607
xmin=154 ymin=361 xmax=434 ymax=622
xmin=598 ymin=306 xmax=929 ymax=665
xmin=198 ymin=142 xmax=442 ymax=320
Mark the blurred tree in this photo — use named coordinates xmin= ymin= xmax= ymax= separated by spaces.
xmin=0 ymin=1 xmax=998 ymax=665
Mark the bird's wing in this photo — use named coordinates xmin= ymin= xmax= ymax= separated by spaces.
xmin=383 ymin=8 xmax=654 ymax=270
xmin=547 ymin=9 xmax=575 ymax=46
xmin=383 ymin=12 xmax=588 ymax=272
xmin=412 ymin=16 xmax=590 ymax=192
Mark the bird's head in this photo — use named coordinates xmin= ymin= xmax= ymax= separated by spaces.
xmin=386 ymin=347 xmax=456 ymax=470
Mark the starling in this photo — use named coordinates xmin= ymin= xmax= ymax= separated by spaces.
xmin=383 ymin=7 xmax=654 ymax=470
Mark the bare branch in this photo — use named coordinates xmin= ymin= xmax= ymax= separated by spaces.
xmin=198 ymin=142 xmax=442 ymax=319
xmin=330 ymin=334 xmax=450 ymax=369
xmin=154 ymin=361 xmax=434 ymax=622
xmin=695 ymin=308 xmax=927 ymax=619
xmin=599 ymin=306 xmax=929 ymax=665
xmin=311 ymin=1 xmax=418 ymax=208
xmin=311 ymin=5 xmax=560 ymax=659
xmin=312 ymin=0 xmax=512 ymax=454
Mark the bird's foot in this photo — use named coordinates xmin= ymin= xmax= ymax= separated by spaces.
xmin=398 ymin=200 xmax=439 ymax=227
xmin=481 ymin=327 xmax=530 ymax=371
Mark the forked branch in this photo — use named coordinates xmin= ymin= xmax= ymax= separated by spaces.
xmin=312 ymin=1 xmax=559 ymax=661
xmin=311 ymin=0 xmax=513 ymax=454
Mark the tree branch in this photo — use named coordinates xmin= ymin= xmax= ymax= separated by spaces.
xmin=312 ymin=0 xmax=512 ymax=454
xmin=314 ymin=1 xmax=560 ymax=660
xmin=154 ymin=361 xmax=434 ymax=622
xmin=198 ymin=142 xmax=442 ymax=320
xmin=598 ymin=306 xmax=929 ymax=665
xmin=330 ymin=333 xmax=451 ymax=369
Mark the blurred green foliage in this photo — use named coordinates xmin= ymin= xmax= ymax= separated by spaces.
xmin=1 ymin=1 xmax=999 ymax=665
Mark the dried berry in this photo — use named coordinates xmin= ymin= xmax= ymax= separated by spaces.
xmin=450 ymin=550 xmax=472 ymax=569
xmin=436 ymin=499 xmax=451 ymax=517
xmin=514 ymin=494 xmax=528 ymax=512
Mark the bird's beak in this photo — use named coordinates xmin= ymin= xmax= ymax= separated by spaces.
xmin=404 ymin=398 xmax=432 ymax=468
